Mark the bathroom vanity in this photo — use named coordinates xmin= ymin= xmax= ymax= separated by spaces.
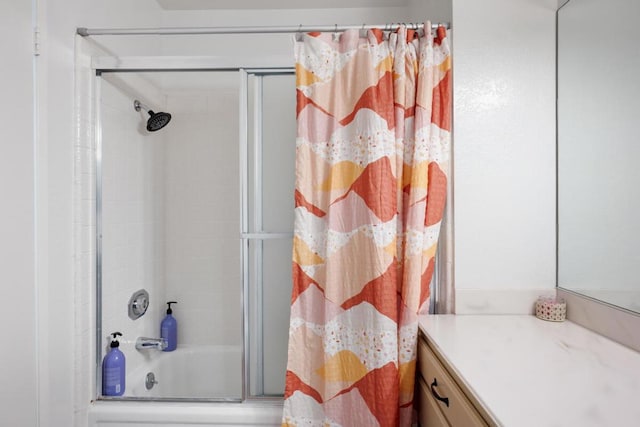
xmin=416 ymin=315 xmax=640 ymax=426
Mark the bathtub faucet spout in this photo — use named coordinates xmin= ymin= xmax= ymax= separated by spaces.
xmin=135 ymin=337 xmax=168 ymax=351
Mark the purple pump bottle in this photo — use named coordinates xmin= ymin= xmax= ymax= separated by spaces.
xmin=161 ymin=301 xmax=178 ymax=352
xmin=102 ymin=332 xmax=126 ymax=396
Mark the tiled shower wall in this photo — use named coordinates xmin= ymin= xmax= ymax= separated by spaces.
xmin=99 ymin=74 xmax=168 ymax=376
xmin=163 ymin=81 xmax=242 ymax=348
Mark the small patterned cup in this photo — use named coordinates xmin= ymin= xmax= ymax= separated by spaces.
xmin=535 ymin=297 xmax=566 ymax=322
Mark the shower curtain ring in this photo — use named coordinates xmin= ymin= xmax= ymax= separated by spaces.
xmin=333 ymin=24 xmax=340 ymax=42
xmin=296 ymin=24 xmax=303 ymax=41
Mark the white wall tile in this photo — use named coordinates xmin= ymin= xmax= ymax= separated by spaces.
xmin=164 ymin=78 xmax=242 ymax=347
xmin=98 ymin=75 xmax=168 ymax=384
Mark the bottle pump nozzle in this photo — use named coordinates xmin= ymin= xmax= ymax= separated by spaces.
xmin=166 ymin=301 xmax=177 ymax=314
xmin=109 ymin=332 xmax=122 ymax=348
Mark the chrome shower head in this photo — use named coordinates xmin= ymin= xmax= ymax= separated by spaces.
xmin=134 ymin=100 xmax=172 ymax=132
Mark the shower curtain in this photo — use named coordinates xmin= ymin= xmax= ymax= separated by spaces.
xmin=283 ymin=23 xmax=451 ymax=427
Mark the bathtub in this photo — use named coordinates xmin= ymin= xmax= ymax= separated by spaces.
xmin=88 ymin=401 xmax=284 ymax=426
xmin=89 ymin=345 xmax=283 ymax=426
xmin=126 ymin=344 xmax=242 ymax=399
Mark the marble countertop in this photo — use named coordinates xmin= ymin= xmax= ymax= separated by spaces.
xmin=418 ymin=315 xmax=640 ymax=427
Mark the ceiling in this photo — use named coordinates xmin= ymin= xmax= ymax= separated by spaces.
xmin=156 ymin=0 xmax=407 ymax=10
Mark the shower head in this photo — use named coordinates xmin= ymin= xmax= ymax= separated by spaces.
xmin=134 ymin=100 xmax=172 ymax=132
xmin=145 ymin=111 xmax=171 ymax=132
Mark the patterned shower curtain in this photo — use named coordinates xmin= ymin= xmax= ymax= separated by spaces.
xmin=283 ymin=23 xmax=451 ymax=427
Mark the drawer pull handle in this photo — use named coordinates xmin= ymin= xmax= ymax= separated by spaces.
xmin=430 ymin=378 xmax=450 ymax=407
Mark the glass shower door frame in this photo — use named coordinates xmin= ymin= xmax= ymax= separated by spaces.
xmin=93 ymin=64 xmax=293 ymax=403
xmin=239 ymin=68 xmax=295 ymax=400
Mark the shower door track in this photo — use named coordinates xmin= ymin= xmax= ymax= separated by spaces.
xmin=93 ymin=62 xmax=294 ymax=403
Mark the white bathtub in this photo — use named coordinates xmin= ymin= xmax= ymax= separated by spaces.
xmin=88 ymin=401 xmax=284 ymax=426
xmin=126 ymin=344 xmax=242 ymax=399
xmin=90 ymin=345 xmax=283 ymax=426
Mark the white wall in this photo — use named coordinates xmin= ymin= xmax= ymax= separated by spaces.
xmin=452 ymin=0 xmax=557 ymax=312
xmin=39 ymin=2 xmax=164 ymax=426
xmin=0 ymin=1 xmax=37 ymax=426
xmin=409 ymin=0 xmax=452 ymax=23
xmin=158 ymin=7 xmax=412 ymax=59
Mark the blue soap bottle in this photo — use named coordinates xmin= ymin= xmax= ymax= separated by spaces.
xmin=102 ymin=332 xmax=125 ymax=396
xmin=161 ymin=301 xmax=177 ymax=352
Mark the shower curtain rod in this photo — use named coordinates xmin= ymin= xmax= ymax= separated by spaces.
xmin=76 ymin=22 xmax=449 ymax=37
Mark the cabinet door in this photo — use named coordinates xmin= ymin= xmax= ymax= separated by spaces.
xmin=417 ymin=377 xmax=450 ymax=427
xmin=418 ymin=339 xmax=488 ymax=427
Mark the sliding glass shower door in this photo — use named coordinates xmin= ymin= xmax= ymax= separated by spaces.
xmin=96 ymin=68 xmax=295 ymax=401
xmin=243 ymin=71 xmax=296 ymax=398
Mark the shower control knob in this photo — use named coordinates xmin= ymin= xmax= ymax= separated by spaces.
xmin=145 ymin=372 xmax=158 ymax=390
xmin=128 ymin=289 xmax=150 ymax=320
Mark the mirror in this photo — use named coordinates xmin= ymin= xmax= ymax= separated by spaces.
xmin=557 ymin=0 xmax=640 ymax=313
